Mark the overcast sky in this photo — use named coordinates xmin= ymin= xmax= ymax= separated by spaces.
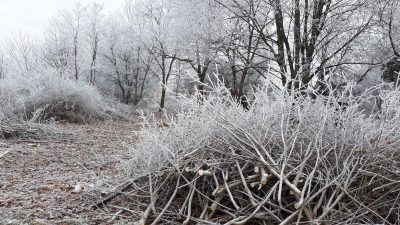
xmin=0 ymin=0 xmax=125 ymax=40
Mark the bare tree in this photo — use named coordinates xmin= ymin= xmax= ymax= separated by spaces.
xmin=41 ymin=21 xmax=74 ymax=77
xmin=58 ymin=3 xmax=86 ymax=80
xmin=5 ymin=32 xmax=39 ymax=75
xmin=170 ymin=0 xmax=221 ymax=94
xmin=217 ymin=0 xmax=379 ymax=92
xmin=103 ymin=15 xmax=153 ymax=104
xmin=130 ymin=0 xmax=179 ymax=110
xmin=87 ymin=3 xmax=105 ymax=85
xmin=147 ymin=43 xmax=177 ymax=110
xmin=220 ymin=16 xmax=264 ymax=99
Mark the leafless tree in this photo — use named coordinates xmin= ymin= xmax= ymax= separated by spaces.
xmin=5 ymin=32 xmax=39 ymax=75
xmin=57 ymin=3 xmax=86 ymax=80
xmin=131 ymin=0 xmax=179 ymax=110
xmin=220 ymin=15 xmax=265 ymax=99
xmin=217 ymin=0 xmax=379 ymax=92
xmin=87 ymin=3 xmax=104 ymax=85
xmin=41 ymin=22 xmax=74 ymax=77
xmin=103 ymin=15 xmax=153 ymax=104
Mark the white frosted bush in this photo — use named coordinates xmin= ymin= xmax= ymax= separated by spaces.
xmin=121 ymin=80 xmax=400 ymax=224
xmin=0 ymin=73 xmax=124 ymax=122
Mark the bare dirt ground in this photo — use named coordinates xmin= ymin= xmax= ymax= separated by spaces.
xmin=0 ymin=119 xmax=143 ymax=225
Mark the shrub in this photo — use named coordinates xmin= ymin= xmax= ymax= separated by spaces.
xmin=0 ymin=73 xmax=126 ymax=123
xmin=119 ymin=80 xmax=400 ymax=224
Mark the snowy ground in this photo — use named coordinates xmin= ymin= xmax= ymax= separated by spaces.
xmin=0 ymin=120 xmax=142 ymax=225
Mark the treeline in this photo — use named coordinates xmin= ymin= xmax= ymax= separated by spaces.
xmin=0 ymin=0 xmax=399 ymax=109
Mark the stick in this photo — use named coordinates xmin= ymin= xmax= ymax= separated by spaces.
xmin=222 ymin=171 xmax=240 ymax=210
xmin=198 ymin=169 xmax=213 ymax=177
xmin=139 ymin=202 xmax=154 ymax=225
xmin=209 ymin=194 xmax=223 ymax=219
xmin=212 ymin=170 xmax=220 ymax=196
xmin=254 ymin=165 xmax=260 ymax=174
xmin=90 ymin=178 xmax=141 ymax=209
xmin=0 ymin=149 xmax=11 ymax=158
xmin=229 ymin=183 xmax=278 ymax=225
xmin=183 ymin=179 xmax=197 ymax=225
xmin=151 ymin=175 xmax=181 ymax=225
xmin=107 ymin=210 xmax=123 ymax=224
xmin=216 ymin=175 xmax=259 ymax=195
xmin=236 ymin=161 xmax=257 ymax=206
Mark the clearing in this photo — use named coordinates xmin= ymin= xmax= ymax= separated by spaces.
xmin=0 ymin=119 xmax=142 ymax=225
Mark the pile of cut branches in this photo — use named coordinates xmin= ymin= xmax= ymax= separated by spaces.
xmin=105 ymin=83 xmax=400 ymax=224
xmin=0 ymin=114 xmax=71 ymax=141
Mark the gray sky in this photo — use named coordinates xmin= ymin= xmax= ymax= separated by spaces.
xmin=0 ymin=0 xmax=125 ymax=39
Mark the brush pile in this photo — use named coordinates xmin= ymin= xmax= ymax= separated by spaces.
xmin=0 ymin=113 xmax=70 ymax=141
xmin=110 ymin=83 xmax=400 ymax=224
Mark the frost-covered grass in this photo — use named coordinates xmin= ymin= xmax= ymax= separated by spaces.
xmin=120 ymin=80 xmax=400 ymax=224
xmin=0 ymin=73 xmax=126 ymax=123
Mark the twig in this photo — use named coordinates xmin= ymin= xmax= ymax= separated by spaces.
xmin=236 ymin=161 xmax=257 ymax=206
xmin=151 ymin=175 xmax=181 ymax=225
xmin=91 ymin=179 xmax=138 ymax=209
xmin=107 ymin=210 xmax=123 ymax=224
xmin=138 ymin=201 xmax=154 ymax=225
xmin=183 ymin=179 xmax=197 ymax=225
xmin=222 ymin=171 xmax=240 ymax=210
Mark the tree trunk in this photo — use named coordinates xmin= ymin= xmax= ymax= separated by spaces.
xmin=272 ymin=0 xmax=288 ymax=87
xmin=159 ymin=86 xmax=166 ymax=111
xmin=124 ymin=90 xmax=131 ymax=104
xmin=238 ymin=68 xmax=248 ymax=97
xmin=73 ymin=33 xmax=79 ymax=80
xmin=90 ymin=43 xmax=97 ymax=85
xmin=159 ymin=53 xmax=167 ymax=111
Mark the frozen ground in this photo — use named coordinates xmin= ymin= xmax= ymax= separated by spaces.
xmin=0 ymin=120 xmax=142 ymax=225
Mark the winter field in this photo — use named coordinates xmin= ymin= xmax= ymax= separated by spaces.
xmin=1 ymin=0 xmax=400 ymax=224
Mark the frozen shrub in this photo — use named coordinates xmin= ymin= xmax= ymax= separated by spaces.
xmin=119 ymin=79 xmax=400 ymax=224
xmin=0 ymin=73 xmax=126 ymax=122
